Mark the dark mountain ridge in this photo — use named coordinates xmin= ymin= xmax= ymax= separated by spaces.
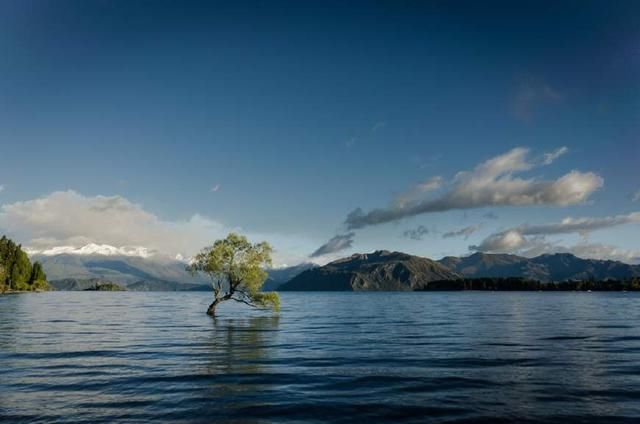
xmin=280 ymin=250 xmax=460 ymax=291
xmin=263 ymin=262 xmax=317 ymax=290
xmin=440 ymin=252 xmax=640 ymax=282
xmin=281 ymin=251 xmax=640 ymax=291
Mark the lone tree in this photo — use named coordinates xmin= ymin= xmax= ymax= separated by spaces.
xmin=188 ymin=233 xmax=280 ymax=316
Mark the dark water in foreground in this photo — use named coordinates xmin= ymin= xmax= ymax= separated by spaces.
xmin=1 ymin=292 xmax=640 ymax=423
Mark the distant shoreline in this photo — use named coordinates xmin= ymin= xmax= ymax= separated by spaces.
xmin=0 ymin=289 xmax=48 ymax=295
xmin=281 ymin=277 xmax=640 ymax=292
xmin=13 ymin=287 xmax=640 ymax=293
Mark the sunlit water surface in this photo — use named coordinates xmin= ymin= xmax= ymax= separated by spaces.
xmin=1 ymin=292 xmax=640 ymax=423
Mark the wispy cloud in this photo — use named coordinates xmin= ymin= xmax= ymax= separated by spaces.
xmin=542 ymin=146 xmax=569 ymax=165
xmin=442 ymin=225 xmax=481 ymax=239
xmin=632 ymin=190 xmax=640 ymax=202
xmin=371 ymin=121 xmax=387 ymax=133
xmin=0 ymin=184 xmax=4 ymax=193
xmin=345 ymin=121 xmax=386 ymax=149
xmin=517 ymin=212 xmax=640 ymax=236
xmin=210 ymin=184 xmax=221 ymax=192
xmin=410 ymin=153 xmax=443 ymax=169
xmin=310 ymin=232 xmax=355 ymax=257
xmin=510 ymin=76 xmax=563 ymax=123
xmin=346 ymin=147 xmax=603 ymax=229
xmin=402 ymin=225 xmax=429 ymax=240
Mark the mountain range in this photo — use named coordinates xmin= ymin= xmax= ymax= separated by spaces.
xmin=33 ymin=249 xmax=640 ymax=292
xmin=280 ymin=250 xmax=459 ymax=291
xmin=32 ymin=253 xmax=209 ymax=288
xmin=35 ymin=252 xmax=316 ymax=291
xmin=280 ymin=251 xmax=640 ymax=291
xmin=439 ymin=252 xmax=640 ymax=282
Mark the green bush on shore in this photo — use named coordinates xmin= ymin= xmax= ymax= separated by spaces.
xmin=84 ymin=282 xmax=126 ymax=291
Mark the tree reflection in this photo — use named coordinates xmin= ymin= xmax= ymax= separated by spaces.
xmin=195 ymin=315 xmax=281 ymax=421
xmin=206 ymin=315 xmax=280 ymax=374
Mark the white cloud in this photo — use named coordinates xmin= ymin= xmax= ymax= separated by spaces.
xmin=310 ymin=232 xmax=355 ymax=258
xmin=346 ymin=147 xmax=603 ymax=229
xmin=0 ymin=190 xmax=228 ymax=258
xmin=0 ymin=184 xmax=4 ymax=193
xmin=471 ymin=229 xmax=528 ymax=252
xmin=633 ymin=190 xmax=640 ymax=202
xmin=210 ymin=184 xmax=221 ymax=192
xmin=393 ymin=176 xmax=443 ymax=208
xmin=0 ymin=190 xmax=313 ymax=266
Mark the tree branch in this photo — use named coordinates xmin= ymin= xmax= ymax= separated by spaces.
xmin=231 ymin=296 xmax=257 ymax=308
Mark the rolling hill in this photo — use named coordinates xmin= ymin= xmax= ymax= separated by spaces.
xmin=280 ymin=250 xmax=460 ymax=291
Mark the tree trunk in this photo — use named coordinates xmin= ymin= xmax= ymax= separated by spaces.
xmin=206 ymin=301 xmax=218 ymax=316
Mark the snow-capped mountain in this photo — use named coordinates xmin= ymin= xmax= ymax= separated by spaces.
xmin=25 ymin=243 xmax=156 ymax=258
xmin=26 ymin=244 xmax=197 ymax=288
xmin=29 ymin=243 xmax=311 ymax=290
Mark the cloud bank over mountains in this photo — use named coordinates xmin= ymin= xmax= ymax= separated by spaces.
xmin=345 ymin=147 xmax=602 ymax=229
xmin=24 ymin=243 xmax=155 ymax=258
xmin=0 ymin=190 xmax=229 ymax=257
xmin=470 ymin=212 xmax=640 ymax=263
xmin=0 ymin=190 xmax=312 ymax=265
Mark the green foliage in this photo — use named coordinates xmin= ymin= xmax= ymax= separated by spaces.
xmin=84 ymin=282 xmax=126 ymax=291
xmin=30 ymin=262 xmax=47 ymax=286
xmin=0 ymin=235 xmax=49 ymax=293
xmin=188 ymin=233 xmax=279 ymax=315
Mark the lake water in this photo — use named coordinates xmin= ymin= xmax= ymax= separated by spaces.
xmin=1 ymin=292 xmax=640 ymax=423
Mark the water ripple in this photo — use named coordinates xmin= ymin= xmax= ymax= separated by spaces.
xmin=1 ymin=291 xmax=640 ymax=423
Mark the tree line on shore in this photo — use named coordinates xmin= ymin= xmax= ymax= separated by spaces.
xmin=418 ymin=277 xmax=640 ymax=291
xmin=0 ymin=236 xmax=49 ymax=293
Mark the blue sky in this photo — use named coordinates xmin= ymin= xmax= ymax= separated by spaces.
xmin=0 ymin=1 xmax=638 ymax=265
